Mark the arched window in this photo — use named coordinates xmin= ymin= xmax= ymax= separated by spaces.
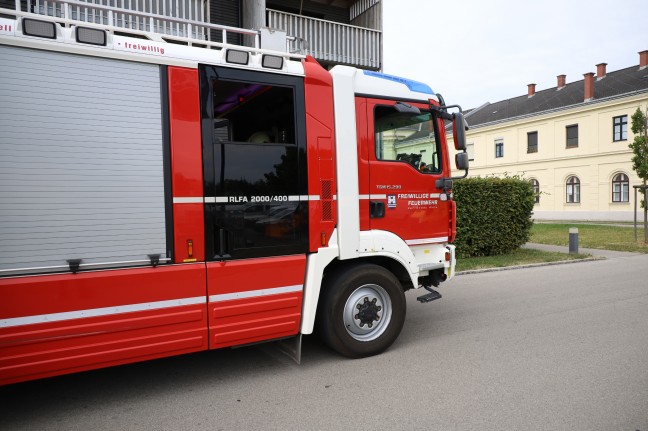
xmin=530 ymin=179 xmax=540 ymax=204
xmin=566 ymin=176 xmax=580 ymax=203
xmin=612 ymin=173 xmax=629 ymax=202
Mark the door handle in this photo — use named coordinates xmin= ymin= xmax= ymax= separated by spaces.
xmin=215 ymin=228 xmax=232 ymax=261
xmin=370 ymin=201 xmax=385 ymax=218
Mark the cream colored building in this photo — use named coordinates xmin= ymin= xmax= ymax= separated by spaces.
xmin=456 ymin=51 xmax=648 ymax=221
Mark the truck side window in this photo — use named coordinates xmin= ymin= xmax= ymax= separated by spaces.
xmin=212 ymin=81 xmax=295 ymax=145
xmin=374 ymin=105 xmax=442 ymax=174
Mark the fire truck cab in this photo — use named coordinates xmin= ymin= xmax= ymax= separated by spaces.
xmin=0 ymin=0 xmax=468 ymax=385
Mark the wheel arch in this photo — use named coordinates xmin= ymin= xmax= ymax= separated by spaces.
xmin=301 ymin=249 xmax=414 ymax=335
xmin=323 ymin=256 xmax=414 ymax=292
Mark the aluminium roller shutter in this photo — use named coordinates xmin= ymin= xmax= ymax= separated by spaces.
xmin=0 ymin=45 xmax=168 ymax=275
xmin=210 ymin=0 xmax=241 ymax=44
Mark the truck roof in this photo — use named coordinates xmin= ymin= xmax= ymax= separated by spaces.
xmin=0 ymin=0 xmax=438 ymax=102
xmin=332 ymin=66 xmax=439 ymax=103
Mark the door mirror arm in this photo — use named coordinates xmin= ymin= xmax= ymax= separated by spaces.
xmin=431 ymin=102 xmax=469 ymax=198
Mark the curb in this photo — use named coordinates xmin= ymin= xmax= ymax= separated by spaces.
xmin=456 ymin=256 xmax=604 ymax=275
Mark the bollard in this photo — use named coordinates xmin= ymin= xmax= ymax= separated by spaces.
xmin=569 ymin=227 xmax=579 ymax=254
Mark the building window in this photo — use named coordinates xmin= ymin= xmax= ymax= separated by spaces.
xmin=566 ymin=124 xmax=578 ymax=148
xmin=466 ymin=142 xmax=475 ymax=161
xmin=612 ymin=173 xmax=629 ymax=202
xmin=530 ymin=179 xmax=540 ymax=204
xmin=495 ymin=139 xmax=503 ymax=158
xmin=527 ymin=131 xmax=538 ymax=153
xmin=613 ymin=115 xmax=628 ymax=141
xmin=566 ymin=176 xmax=580 ymax=203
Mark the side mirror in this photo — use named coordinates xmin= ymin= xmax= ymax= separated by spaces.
xmin=452 ymin=113 xmax=467 ymax=151
xmin=455 ymin=152 xmax=469 ymax=171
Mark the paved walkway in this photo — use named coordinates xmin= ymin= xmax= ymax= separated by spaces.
xmin=522 ymin=242 xmax=642 ymax=258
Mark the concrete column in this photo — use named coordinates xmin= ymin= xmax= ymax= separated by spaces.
xmin=242 ymin=0 xmax=265 ymax=47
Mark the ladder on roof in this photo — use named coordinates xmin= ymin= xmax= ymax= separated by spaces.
xmin=2 ymin=0 xmax=266 ymax=50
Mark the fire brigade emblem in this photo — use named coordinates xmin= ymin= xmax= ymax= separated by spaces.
xmin=387 ymin=194 xmax=397 ymax=209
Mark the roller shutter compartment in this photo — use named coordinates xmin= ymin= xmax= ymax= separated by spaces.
xmin=0 ymin=45 xmax=168 ymax=275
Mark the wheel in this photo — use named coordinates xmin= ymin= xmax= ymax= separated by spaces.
xmin=317 ymin=263 xmax=406 ymax=358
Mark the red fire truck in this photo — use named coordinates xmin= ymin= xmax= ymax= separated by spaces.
xmin=0 ymin=0 xmax=469 ymax=385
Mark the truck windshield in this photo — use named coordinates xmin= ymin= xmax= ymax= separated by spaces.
xmin=374 ymin=106 xmax=442 ymax=174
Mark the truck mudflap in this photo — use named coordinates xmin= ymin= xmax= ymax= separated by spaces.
xmin=445 ymin=244 xmax=457 ymax=280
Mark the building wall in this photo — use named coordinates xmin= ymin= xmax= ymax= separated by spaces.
xmin=350 ymin=0 xmax=381 ymax=30
xmin=456 ymin=94 xmax=648 ymax=221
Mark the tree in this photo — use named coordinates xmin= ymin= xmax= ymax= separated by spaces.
xmin=629 ymin=107 xmax=648 ymax=242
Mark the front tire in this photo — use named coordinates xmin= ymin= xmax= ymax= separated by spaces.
xmin=317 ymin=264 xmax=406 ymax=358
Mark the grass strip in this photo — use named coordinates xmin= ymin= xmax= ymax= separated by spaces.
xmin=456 ymin=248 xmax=590 ymax=272
xmin=530 ymin=223 xmax=648 ymax=253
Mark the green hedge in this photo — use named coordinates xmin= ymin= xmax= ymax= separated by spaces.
xmin=453 ymin=176 xmax=535 ymax=258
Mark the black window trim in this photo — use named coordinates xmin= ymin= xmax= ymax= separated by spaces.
xmin=566 ymin=175 xmax=581 ymax=203
xmin=611 ymin=172 xmax=630 ymax=203
xmin=495 ymin=139 xmax=504 ymax=158
xmin=527 ymin=131 xmax=538 ymax=154
xmin=613 ymin=115 xmax=628 ymax=142
xmin=530 ymin=178 xmax=540 ymax=204
xmin=566 ymin=124 xmax=579 ymax=148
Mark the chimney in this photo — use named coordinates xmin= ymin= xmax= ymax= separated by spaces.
xmin=557 ymin=74 xmax=566 ymax=89
xmin=596 ymin=63 xmax=607 ymax=80
xmin=583 ymin=72 xmax=595 ymax=101
xmin=527 ymin=83 xmax=536 ymax=98
xmin=640 ymin=50 xmax=648 ymax=69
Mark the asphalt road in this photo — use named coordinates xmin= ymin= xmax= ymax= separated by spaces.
xmin=2 ymin=254 xmax=647 ymax=431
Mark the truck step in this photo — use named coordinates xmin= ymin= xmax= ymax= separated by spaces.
xmin=417 ymin=289 xmax=442 ymax=303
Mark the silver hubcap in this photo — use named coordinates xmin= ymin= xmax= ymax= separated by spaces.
xmin=343 ymin=284 xmax=392 ymax=341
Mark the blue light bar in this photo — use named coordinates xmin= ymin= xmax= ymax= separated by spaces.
xmin=363 ymin=70 xmax=434 ymax=95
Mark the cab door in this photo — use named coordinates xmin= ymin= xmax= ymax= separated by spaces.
xmin=199 ymin=65 xmax=309 ymax=349
xmin=362 ymin=99 xmax=451 ymax=245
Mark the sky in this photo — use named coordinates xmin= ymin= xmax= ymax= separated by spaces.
xmin=382 ymin=0 xmax=648 ymax=110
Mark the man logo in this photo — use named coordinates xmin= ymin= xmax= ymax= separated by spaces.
xmin=387 ymin=194 xmax=397 ymax=209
